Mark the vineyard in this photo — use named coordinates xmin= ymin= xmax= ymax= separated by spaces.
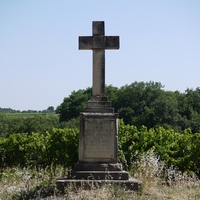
xmin=1 ymin=120 xmax=199 ymax=177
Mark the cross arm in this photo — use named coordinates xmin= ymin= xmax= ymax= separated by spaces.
xmin=79 ymin=36 xmax=93 ymax=50
xmin=79 ymin=36 xmax=120 ymax=50
xmin=105 ymin=36 xmax=119 ymax=49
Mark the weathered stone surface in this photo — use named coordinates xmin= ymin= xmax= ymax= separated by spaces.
xmin=73 ymin=162 xmax=123 ymax=171
xmin=68 ymin=170 xmax=129 ymax=180
xmin=85 ymin=96 xmax=114 ymax=112
xmin=79 ymin=113 xmax=118 ymax=163
xmin=93 ymin=49 xmax=105 ymax=96
xmin=79 ymin=36 xmax=119 ymax=49
xmin=93 ymin=21 xmax=104 ymax=36
xmin=87 ymin=101 xmax=112 ymax=109
xmin=79 ymin=21 xmax=119 ymax=97
xmin=79 ymin=21 xmax=119 ymax=50
xmin=56 ymin=179 xmax=142 ymax=192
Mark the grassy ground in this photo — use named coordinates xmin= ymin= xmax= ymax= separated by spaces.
xmin=0 ymin=153 xmax=200 ymax=199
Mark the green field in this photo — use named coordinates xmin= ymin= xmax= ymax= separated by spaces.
xmin=5 ymin=112 xmax=58 ymax=118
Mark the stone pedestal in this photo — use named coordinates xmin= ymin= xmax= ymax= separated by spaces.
xmin=79 ymin=112 xmax=118 ymax=163
xmin=56 ymin=96 xmax=142 ymax=192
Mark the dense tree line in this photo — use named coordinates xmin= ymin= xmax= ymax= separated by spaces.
xmin=0 ymin=106 xmax=55 ymax=113
xmin=56 ymin=81 xmax=200 ymax=133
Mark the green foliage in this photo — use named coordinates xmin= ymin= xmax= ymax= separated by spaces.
xmin=118 ymin=120 xmax=200 ymax=175
xmin=0 ymin=122 xmax=199 ymax=176
xmin=56 ymin=81 xmax=200 ymax=133
xmin=56 ymin=88 xmax=92 ymax=122
xmin=0 ymin=107 xmax=57 ymax=116
xmin=176 ymin=88 xmax=200 ymax=132
xmin=0 ymin=107 xmax=20 ymax=113
xmin=60 ymin=118 xmax=80 ymax=129
xmin=0 ymin=114 xmax=60 ymax=137
xmin=0 ymin=128 xmax=78 ymax=170
xmin=46 ymin=128 xmax=78 ymax=169
xmin=0 ymin=114 xmax=9 ymax=137
xmin=105 ymin=85 xmax=119 ymax=112
xmin=46 ymin=106 xmax=54 ymax=112
xmin=116 ymin=81 xmax=163 ymax=127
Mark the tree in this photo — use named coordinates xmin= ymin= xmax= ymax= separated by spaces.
xmin=152 ymin=91 xmax=179 ymax=129
xmin=185 ymin=88 xmax=200 ymax=132
xmin=105 ymin=85 xmax=119 ymax=112
xmin=47 ymin=106 xmax=54 ymax=112
xmin=56 ymin=88 xmax=92 ymax=122
xmin=116 ymin=81 xmax=164 ymax=127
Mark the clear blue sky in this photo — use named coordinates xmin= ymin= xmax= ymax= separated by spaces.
xmin=0 ymin=0 xmax=200 ymax=111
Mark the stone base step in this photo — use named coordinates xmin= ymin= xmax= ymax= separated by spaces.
xmin=73 ymin=162 xmax=123 ymax=171
xmin=68 ymin=170 xmax=129 ymax=180
xmin=56 ymin=178 xmax=142 ymax=192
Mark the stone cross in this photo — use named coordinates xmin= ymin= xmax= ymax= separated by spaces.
xmin=79 ymin=21 xmax=119 ymax=97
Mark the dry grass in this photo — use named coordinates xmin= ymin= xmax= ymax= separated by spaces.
xmin=0 ymin=153 xmax=200 ymax=200
xmin=131 ymin=151 xmax=200 ymax=200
